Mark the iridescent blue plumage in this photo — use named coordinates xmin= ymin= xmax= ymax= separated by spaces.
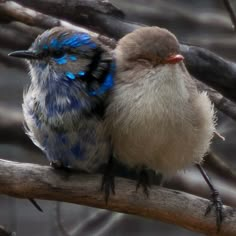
xmin=14 ymin=27 xmax=114 ymax=172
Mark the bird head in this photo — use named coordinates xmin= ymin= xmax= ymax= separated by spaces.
xmin=115 ymin=26 xmax=184 ymax=71
xmin=9 ymin=27 xmax=114 ymax=96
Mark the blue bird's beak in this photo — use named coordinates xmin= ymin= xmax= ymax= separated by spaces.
xmin=8 ymin=50 xmax=38 ymax=59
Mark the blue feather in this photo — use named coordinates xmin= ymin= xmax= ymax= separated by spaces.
xmin=54 ymin=55 xmax=67 ymax=65
xmin=90 ymin=62 xmax=115 ymax=96
xmin=69 ymin=55 xmax=77 ymax=61
xmin=78 ymin=71 xmax=85 ymax=76
xmin=71 ymin=142 xmax=85 ymax=160
xmin=50 ymin=38 xmax=59 ymax=48
xmin=65 ymin=71 xmax=76 ymax=80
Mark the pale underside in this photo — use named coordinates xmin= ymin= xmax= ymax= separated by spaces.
xmin=106 ymin=62 xmax=215 ymax=176
xmin=23 ymin=65 xmax=110 ymax=173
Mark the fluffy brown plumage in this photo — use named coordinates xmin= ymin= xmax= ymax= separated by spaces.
xmin=105 ymin=26 xmax=215 ymax=176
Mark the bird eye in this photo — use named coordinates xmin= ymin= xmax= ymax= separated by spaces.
xmin=52 ymin=50 xmax=65 ymax=59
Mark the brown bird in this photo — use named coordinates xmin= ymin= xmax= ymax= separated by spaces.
xmin=105 ymin=26 xmax=223 ymax=230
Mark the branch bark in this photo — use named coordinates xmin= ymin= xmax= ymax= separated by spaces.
xmin=0 ymin=159 xmax=235 ymax=236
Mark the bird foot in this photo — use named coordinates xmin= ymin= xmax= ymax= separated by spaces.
xmin=101 ymin=156 xmax=115 ymax=204
xmin=136 ymin=168 xmax=150 ymax=197
xmin=205 ymin=190 xmax=224 ymax=232
xmin=101 ymin=168 xmax=115 ymax=204
xmin=50 ymin=161 xmax=70 ymax=172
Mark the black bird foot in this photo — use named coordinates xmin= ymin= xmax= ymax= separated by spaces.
xmin=196 ymin=163 xmax=224 ymax=232
xmin=136 ymin=168 xmax=150 ymax=197
xmin=205 ymin=190 xmax=224 ymax=232
xmin=101 ymin=156 xmax=115 ymax=204
xmin=50 ymin=161 xmax=70 ymax=172
xmin=101 ymin=171 xmax=115 ymax=204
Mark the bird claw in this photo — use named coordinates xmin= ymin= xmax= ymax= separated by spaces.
xmin=50 ymin=161 xmax=70 ymax=172
xmin=205 ymin=190 xmax=224 ymax=232
xmin=101 ymin=170 xmax=115 ymax=204
xmin=101 ymin=155 xmax=115 ymax=204
xmin=136 ymin=169 xmax=150 ymax=197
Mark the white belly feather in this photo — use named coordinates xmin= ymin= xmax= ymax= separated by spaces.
xmin=106 ymin=65 xmax=215 ymax=175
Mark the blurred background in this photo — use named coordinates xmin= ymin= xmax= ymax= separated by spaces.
xmin=0 ymin=0 xmax=236 ymax=235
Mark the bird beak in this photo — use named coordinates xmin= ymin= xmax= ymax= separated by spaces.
xmin=163 ymin=54 xmax=184 ymax=64
xmin=8 ymin=50 xmax=38 ymax=59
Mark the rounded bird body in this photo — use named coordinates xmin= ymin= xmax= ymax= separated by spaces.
xmin=106 ymin=27 xmax=215 ymax=176
xmin=11 ymin=27 xmax=114 ymax=172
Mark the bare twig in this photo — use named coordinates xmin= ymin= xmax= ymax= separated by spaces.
xmin=223 ymin=0 xmax=236 ymax=31
xmin=0 ymin=159 xmax=235 ymax=236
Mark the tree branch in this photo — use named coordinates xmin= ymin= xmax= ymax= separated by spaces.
xmin=0 ymin=1 xmax=60 ymax=28
xmin=0 ymin=159 xmax=235 ymax=236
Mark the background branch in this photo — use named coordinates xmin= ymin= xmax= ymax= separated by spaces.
xmin=223 ymin=0 xmax=236 ymax=30
xmin=0 ymin=159 xmax=235 ymax=236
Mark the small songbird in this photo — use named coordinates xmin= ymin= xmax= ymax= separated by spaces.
xmin=9 ymin=27 xmax=114 ymax=192
xmin=105 ymin=27 xmax=223 ymax=229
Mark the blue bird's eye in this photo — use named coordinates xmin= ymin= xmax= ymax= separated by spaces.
xmin=52 ymin=50 xmax=65 ymax=59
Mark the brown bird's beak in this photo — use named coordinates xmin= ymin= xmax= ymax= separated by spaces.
xmin=163 ymin=54 xmax=184 ymax=64
xmin=8 ymin=50 xmax=38 ymax=59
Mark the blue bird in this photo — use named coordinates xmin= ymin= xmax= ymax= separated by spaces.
xmin=9 ymin=27 xmax=115 ymax=201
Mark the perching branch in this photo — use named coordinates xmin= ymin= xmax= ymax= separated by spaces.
xmin=0 ymin=159 xmax=235 ymax=236
xmin=2 ymin=104 xmax=236 ymax=200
